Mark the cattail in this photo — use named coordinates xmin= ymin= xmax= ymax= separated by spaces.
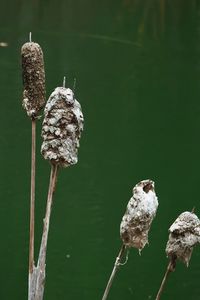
xmin=120 ymin=179 xmax=158 ymax=250
xmin=155 ymin=211 xmax=200 ymax=300
xmin=32 ymin=82 xmax=84 ymax=299
xmin=21 ymin=34 xmax=46 ymax=300
xmin=166 ymin=211 xmax=200 ymax=267
xmin=21 ymin=33 xmax=45 ymax=118
xmin=102 ymin=180 xmax=158 ymax=300
xmin=41 ymin=86 xmax=84 ymax=167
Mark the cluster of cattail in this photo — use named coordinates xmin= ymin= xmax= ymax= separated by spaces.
xmin=102 ymin=179 xmax=200 ymax=300
xmin=22 ymin=36 xmax=84 ymax=163
xmin=21 ymin=34 xmax=84 ymax=300
xmin=21 ymin=34 xmax=200 ymax=300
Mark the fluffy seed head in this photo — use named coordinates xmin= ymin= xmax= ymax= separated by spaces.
xmin=21 ymin=41 xmax=46 ymax=118
xmin=41 ymin=86 xmax=84 ymax=167
xmin=166 ymin=211 xmax=200 ymax=266
xmin=120 ymin=179 xmax=158 ymax=250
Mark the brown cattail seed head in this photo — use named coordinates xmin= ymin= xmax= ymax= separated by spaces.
xmin=166 ymin=211 xmax=200 ymax=267
xmin=21 ymin=41 xmax=45 ymax=118
xmin=41 ymin=87 xmax=84 ymax=167
xmin=120 ymin=179 xmax=158 ymax=250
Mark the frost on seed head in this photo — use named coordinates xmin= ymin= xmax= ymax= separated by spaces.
xmin=41 ymin=86 xmax=84 ymax=167
xmin=120 ymin=179 xmax=158 ymax=251
xmin=21 ymin=42 xmax=46 ymax=118
xmin=166 ymin=211 xmax=200 ymax=267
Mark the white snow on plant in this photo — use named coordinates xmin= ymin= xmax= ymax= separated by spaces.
xmin=166 ymin=211 xmax=200 ymax=266
xmin=120 ymin=179 xmax=158 ymax=250
xmin=41 ymin=86 xmax=84 ymax=167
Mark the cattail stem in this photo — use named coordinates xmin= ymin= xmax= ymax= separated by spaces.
xmin=39 ymin=164 xmax=58 ymax=267
xmin=29 ymin=119 xmax=36 ymax=274
xmin=36 ymin=164 xmax=58 ymax=298
xmin=29 ymin=164 xmax=58 ymax=300
xmin=155 ymin=260 xmax=175 ymax=300
xmin=102 ymin=244 xmax=126 ymax=300
xmin=63 ymin=76 xmax=66 ymax=88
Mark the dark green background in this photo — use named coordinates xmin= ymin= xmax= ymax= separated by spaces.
xmin=0 ymin=0 xmax=200 ymax=299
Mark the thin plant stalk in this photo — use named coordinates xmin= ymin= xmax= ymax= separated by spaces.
xmin=155 ymin=260 xmax=174 ymax=300
xmin=102 ymin=244 xmax=126 ymax=300
xmin=38 ymin=164 xmax=58 ymax=270
xmin=28 ymin=119 xmax=36 ymax=288
xmin=29 ymin=164 xmax=58 ymax=300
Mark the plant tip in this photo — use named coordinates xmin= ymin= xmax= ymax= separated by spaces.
xmin=73 ymin=78 xmax=77 ymax=93
xmin=63 ymin=76 xmax=66 ymax=88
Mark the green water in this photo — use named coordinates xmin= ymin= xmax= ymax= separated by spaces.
xmin=1 ymin=0 xmax=200 ymax=299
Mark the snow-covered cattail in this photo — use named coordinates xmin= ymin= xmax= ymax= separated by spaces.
xmin=166 ymin=211 xmax=200 ymax=266
xmin=41 ymin=85 xmax=84 ymax=167
xmin=102 ymin=180 xmax=158 ymax=300
xmin=21 ymin=34 xmax=45 ymax=118
xmin=156 ymin=211 xmax=200 ymax=300
xmin=120 ymin=179 xmax=158 ymax=250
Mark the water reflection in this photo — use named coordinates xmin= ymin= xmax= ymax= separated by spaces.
xmin=1 ymin=0 xmax=199 ymax=46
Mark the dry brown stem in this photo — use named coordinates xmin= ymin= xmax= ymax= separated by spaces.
xmin=155 ymin=258 xmax=176 ymax=300
xmin=102 ymin=244 xmax=126 ymax=300
xmin=29 ymin=119 xmax=36 ymax=275
xmin=28 ymin=164 xmax=58 ymax=300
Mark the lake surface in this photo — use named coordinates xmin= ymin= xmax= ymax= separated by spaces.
xmin=0 ymin=0 xmax=200 ymax=299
